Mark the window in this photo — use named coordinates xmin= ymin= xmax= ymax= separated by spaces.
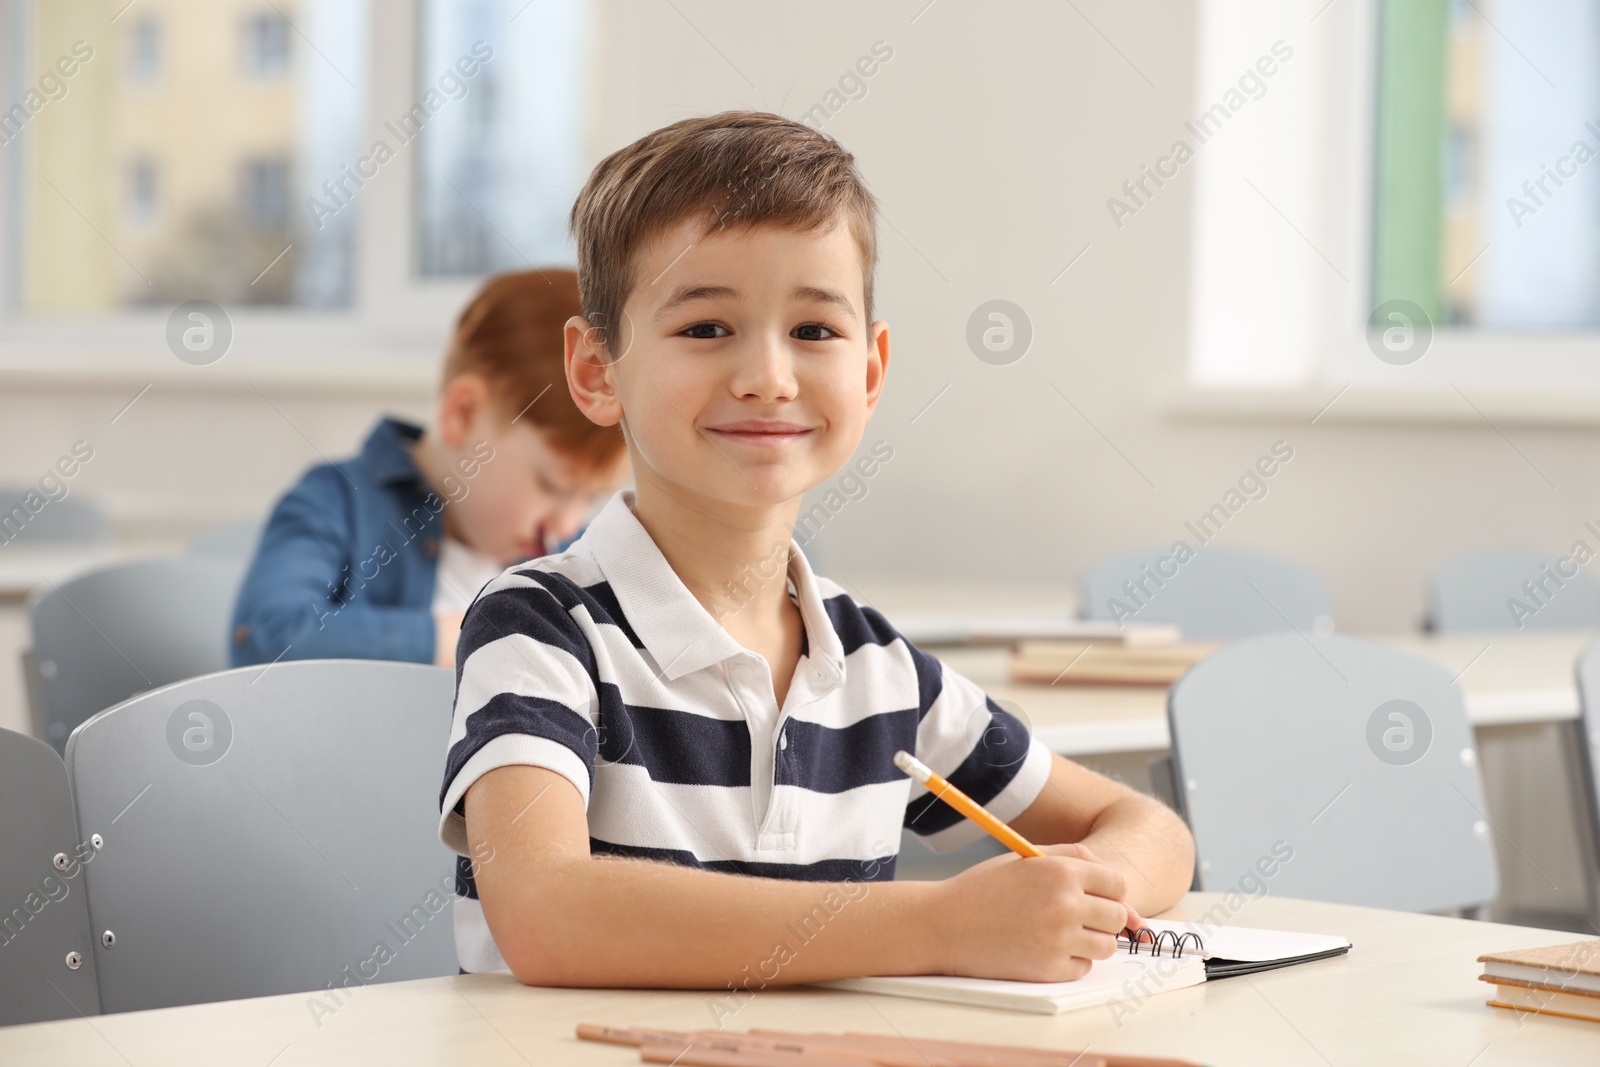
xmin=241 ymin=12 xmax=291 ymax=79
xmin=128 ymin=18 xmax=160 ymax=85
xmin=241 ymin=158 xmax=290 ymax=229
xmin=8 ymin=0 xmax=364 ymax=310
xmin=1186 ymin=0 xmax=1600 ymax=400
xmin=414 ymin=0 xmax=585 ymax=277
xmin=126 ymin=157 xmax=159 ymax=227
xmin=0 ymin=0 xmax=588 ymax=339
xmin=1372 ymin=0 xmax=1600 ymax=330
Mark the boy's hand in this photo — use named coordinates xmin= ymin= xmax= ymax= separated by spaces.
xmin=1057 ymin=841 xmax=1145 ymax=933
xmin=928 ymin=842 xmax=1132 ymax=982
xmin=434 ymin=611 xmax=466 ymax=667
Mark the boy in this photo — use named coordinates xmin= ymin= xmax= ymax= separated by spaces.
xmin=230 ymin=270 xmax=629 ymax=669
xmin=439 ymin=113 xmax=1194 ymax=987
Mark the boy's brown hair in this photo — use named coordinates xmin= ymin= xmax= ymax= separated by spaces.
xmin=440 ymin=268 xmax=625 ymax=473
xmin=569 ymin=110 xmax=879 ymax=359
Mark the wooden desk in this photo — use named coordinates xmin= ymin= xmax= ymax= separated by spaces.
xmin=935 ymin=630 xmax=1594 ymax=756
xmin=1 ymin=893 xmax=1591 ymax=1065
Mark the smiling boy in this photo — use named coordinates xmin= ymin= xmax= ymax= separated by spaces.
xmin=438 ymin=111 xmax=1193 ymax=986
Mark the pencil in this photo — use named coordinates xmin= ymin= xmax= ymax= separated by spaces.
xmin=893 ymin=750 xmax=1043 ymax=858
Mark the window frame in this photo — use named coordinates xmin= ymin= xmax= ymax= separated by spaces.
xmin=0 ymin=0 xmax=588 ymax=381
xmin=1177 ymin=0 xmax=1600 ymax=424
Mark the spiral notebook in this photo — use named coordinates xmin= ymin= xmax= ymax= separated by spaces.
xmin=820 ymin=920 xmax=1351 ymax=1015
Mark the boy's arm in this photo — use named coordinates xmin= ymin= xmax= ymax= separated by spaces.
xmin=230 ymin=468 xmax=436 ymax=666
xmin=888 ymin=625 xmax=1194 ymax=921
xmin=464 ymin=764 xmax=1132 ymax=988
xmin=1008 ymin=753 xmax=1195 ymax=918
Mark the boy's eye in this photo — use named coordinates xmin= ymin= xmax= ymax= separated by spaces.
xmin=793 ymin=322 xmax=838 ymax=342
xmin=681 ymin=322 xmax=729 ymax=339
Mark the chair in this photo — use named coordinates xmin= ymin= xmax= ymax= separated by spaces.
xmin=0 ymin=729 xmax=101 ymax=1025
xmin=186 ymin=518 xmax=263 ymax=562
xmin=64 ymin=659 xmax=458 ymax=1014
xmin=0 ymin=487 xmax=111 ymax=547
xmin=1167 ymin=633 xmax=1498 ymax=913
xmin=23 ymin=556 xmax=246 ymax=753
xmin=1080 ymin=545 xmax=1333 ymax=640
xmin=1428 ymin=549 xmax=1600 ymax=632
xmin=1568 ymin=640 xmax=1600 ymax=929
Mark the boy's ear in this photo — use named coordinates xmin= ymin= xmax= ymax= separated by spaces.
xmin=565 ymin=313 xmax=624 ymax=427
xmin=863 ymin=319 xmax=890 ymax=417
xmin=436 ymin=373 xmax=492 ymax=448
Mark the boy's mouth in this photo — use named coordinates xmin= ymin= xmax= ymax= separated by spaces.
xmin=705 ymin=419 xmax=815 ymax=446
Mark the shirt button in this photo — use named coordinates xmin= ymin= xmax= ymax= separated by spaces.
xmin=232 ymin=624 xmax=250 ymax=644
xmin=779 ymin=729 xmax=788 ymax=750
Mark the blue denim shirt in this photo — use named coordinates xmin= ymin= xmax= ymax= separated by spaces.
xmin=229 ymin=416 xmax=575 ymax=667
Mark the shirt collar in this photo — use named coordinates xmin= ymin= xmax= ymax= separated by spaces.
xmin=580 ymin=488 xmax=846 ymax=686
xmin=360 ymin=416 xmax=429 ymax=489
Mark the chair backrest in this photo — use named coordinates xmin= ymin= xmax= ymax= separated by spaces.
xmin=0 ymin=487 xmax=111 ymax=547
xmin=1080 ymin=545 xmax=1332 ymax=640
xmin=186 ymin=518 xmax=263 ymax=562
xmin=0 ymin=729 xmax=101 ymax=1025
xmin=1570 ymin=639 xmax=1600 ymax=924
xmin=26 ymin=555 xmax=246 ymax=753
xmin=1168 ymin=633 xmax=1499 ymax=913
xmin=64 ymin=660 xmax=458 ymax=1014
xmin=1428 ymin=549 xmax=1600 ymax=632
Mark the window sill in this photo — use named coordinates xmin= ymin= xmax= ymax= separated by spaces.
xmin=1164 ymin=383 xmax=1600 ymax=427
xmin=0 ymin=351 xmax=440 ymax=399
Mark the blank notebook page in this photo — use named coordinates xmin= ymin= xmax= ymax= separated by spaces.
xmin=816 ymin=951 xmax=1207 ymax=1015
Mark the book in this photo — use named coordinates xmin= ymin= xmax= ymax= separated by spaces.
xmin=815 ymin=920 xmax=1350 ymax=1015
xmin=1009 ymin=641 xmax=1220 ymax=686
xmin=1486 ymin=982 xmax=1600 ymax=1023
xmin=1479 ymin=939 xmax=1600 ymax=1023
xmin=889 ymin=613 xmax=1182 ymax=649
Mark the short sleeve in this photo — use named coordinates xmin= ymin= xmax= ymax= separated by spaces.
xmin=901 ymin=644 xmax=1053 ymax=853
xmin=438 ymin=569 xmax=602 ymax=856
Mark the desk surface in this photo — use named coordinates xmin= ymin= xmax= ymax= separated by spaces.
xmin=1 ymin=893 xmax=1591 ymax=1066
xmin=0 ymin=546 xmax=122 ymax=601
xmin=936 ymin=631 xmax=1594 ymax=756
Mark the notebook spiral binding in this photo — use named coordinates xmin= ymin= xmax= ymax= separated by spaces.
xmin=1117 ymin=926 xmax=1205 ymax=958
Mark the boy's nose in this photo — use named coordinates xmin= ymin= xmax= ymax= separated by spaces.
xmin=730 ymin=333 xmax=799 ymax=400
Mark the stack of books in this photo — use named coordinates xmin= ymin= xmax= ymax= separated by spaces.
xmin=1480 ymin=939 xmax=1600 ymax=1023
xmin=1009 ymin=639 xmax=1218 ymax=686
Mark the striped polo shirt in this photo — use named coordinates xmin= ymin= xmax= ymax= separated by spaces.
xmin=438 ymin=488 xmax=1052 ymax=973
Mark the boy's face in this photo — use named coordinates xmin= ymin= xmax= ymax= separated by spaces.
xmin=578 ymin=216 xmax=888 ymax=513
xmin=430 ymin=382 xmax=629 ymax=564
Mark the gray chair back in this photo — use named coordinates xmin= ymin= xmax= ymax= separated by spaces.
xmin=0 ymin=486 xmax=111 ymax=547
xmin=1569 ymin=639 xmax=1600 ymax=927
xmin=1428 ymin=549 xmax=1600 ymax=632
xmin=1080 ymin=545 xmax=1332 ymax=640
xmin=0 ymin=729 xmax=101 ymax=1025
xmin=1168 ymin=633 xmax=1498 ymax=913
xmin=186 ymin=518 xmax=263 ymax=562
xmin=64 ymin=660 xmax=457 ymax=1014
xmin=25 ymin=556 xmax=245 ymax=752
